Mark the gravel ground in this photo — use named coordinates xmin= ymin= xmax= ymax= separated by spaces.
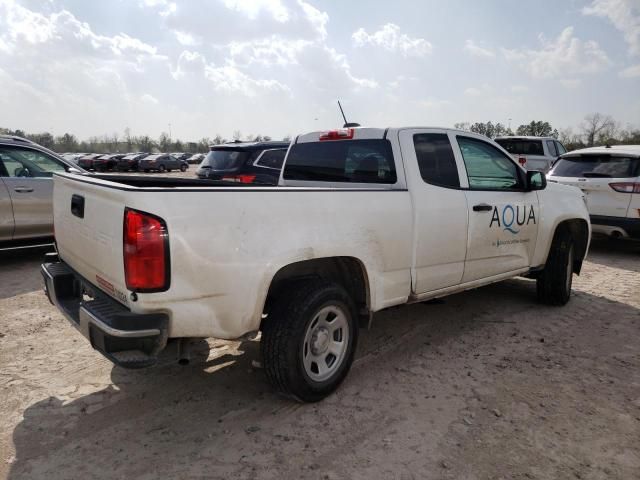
xmin=1 ymin=238 xmax=639 ymax=480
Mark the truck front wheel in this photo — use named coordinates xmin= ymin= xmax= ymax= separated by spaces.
xmin=261 ymin=281 xmax=358 ymax=402
xmin=537 ymin=226 xmax=574 ymax=306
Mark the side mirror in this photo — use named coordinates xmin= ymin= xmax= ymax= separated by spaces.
xmin=527 ymin=170 xmax=546 ymax=191
xmin=67 ymin=167 xmax=82 ymax=174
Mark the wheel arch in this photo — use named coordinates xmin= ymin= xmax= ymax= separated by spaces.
xmin=550 ymin=218 xmax=590 ymax=274
xmin=261 ymin=256 xmax=371 ymax=330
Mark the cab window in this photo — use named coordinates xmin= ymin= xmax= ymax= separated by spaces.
xmin=413 ymin=133 xmax=460 ymax=188
xmin=0 ymin=147 xmax=67 ymax=178
xmin=457 ymin=136 xmax=522 ymax=190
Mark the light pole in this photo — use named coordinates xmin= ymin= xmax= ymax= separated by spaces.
xmin=168 ymin=123 xmax=172 ymax=142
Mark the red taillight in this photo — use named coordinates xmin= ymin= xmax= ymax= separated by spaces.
xmin=609 ymin=182 xmax=640 ymax=193
xmin=518 ymin=156 xmax=527 ymax=166
xmin=123 ymin=208 xmax=169 ymax=292
xmin=222 ymin=174 xmax=256 ymax=184
xmin=319 ymin=128 xmax=355 ymax=141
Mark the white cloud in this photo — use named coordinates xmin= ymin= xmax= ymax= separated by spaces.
xmin=511 ymin=85 xmax=529 ymax=93
xmin=204 ymin=64 xmax=289 ymax=96
xmin=464 ymin=39 xmax=495 ymax=58
xmin=172 ymin=50 xmax=206 ymax=78
xmin=174 ymin=30 xmax=200 ymax=46
xmin=352 ymin=23 xmax=432 ymax=57
xmin=502 ymin=27 xmax=611 ymax=78
xmin=298 ymin=0 xmax=328 ymax=40
xmin=141 ymin=93 xmax=159 ymax=104
xmin=583 ymin=0 xmax=640 ymax=56
xmin=619 ymin=63 xmax=640 ymax=77
xmin=222 ymin=0 xmax=289 ymax=22
xmin=227 ymin=36 xmax=311 ymax=66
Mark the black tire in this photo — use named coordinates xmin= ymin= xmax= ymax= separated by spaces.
xmin=180 ymin=164 xmax=187 ymax=172
xmin=261 ymin=281 xmax=358 ymax=402
xmin=159 ymin=165 xmax=166 ymax=173
xmin=143 ymin=169 xmax=150 ymax=173
xmin=537 ymin=226 xmax=574 ymax=306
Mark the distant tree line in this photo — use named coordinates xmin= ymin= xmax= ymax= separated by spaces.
xmin=455 ymin=113 xmax=640 ymax=151
xmin=0 ymin=126 xmax=292 ymax=154
xmin=2 ymin=112 xmax=638 ymax=154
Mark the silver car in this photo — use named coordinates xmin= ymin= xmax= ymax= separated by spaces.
xmin=0 ymin=135 xmax=83 ymax=247
xmin=494 ymin=136 xmax=567 ymax=173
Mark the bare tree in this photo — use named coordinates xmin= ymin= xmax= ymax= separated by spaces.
xmin=581 ymin=113 xmax=615 ymax=147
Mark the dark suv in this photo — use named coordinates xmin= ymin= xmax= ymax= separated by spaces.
xmin=196 ymin=141 xmax=290 ymax=184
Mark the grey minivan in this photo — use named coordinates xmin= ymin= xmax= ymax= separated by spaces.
xmin=0 ymin=135 xmax=83 ymax=248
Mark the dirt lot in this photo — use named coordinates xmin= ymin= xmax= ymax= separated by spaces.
xmin=1 ymin=238 xmax=639 ymax=480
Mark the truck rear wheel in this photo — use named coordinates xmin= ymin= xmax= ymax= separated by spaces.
xmin=261 ymin=281 xmax=358 ymax=402
xmin=537 ymin=226 xmax=574 ymax=306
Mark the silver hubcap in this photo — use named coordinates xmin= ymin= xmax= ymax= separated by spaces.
xmin=302 ymin=305 xmax=349 ymax=382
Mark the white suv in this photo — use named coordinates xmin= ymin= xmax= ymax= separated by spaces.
xmin=548 ymin=145 xmax=640 ymax=240
xmin=495 ymin=136 xmax=567 ymax=173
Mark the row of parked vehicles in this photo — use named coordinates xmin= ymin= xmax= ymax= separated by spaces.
xmin=61 ymin=152 xmax=205 ymax=173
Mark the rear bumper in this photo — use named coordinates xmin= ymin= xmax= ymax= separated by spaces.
xmin=41 ymin=261 xmax=169 ymax=368
xmin=590 ymin=215 xmax=640 ymax=240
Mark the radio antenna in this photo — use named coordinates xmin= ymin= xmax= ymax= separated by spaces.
xmin=337 ymin=100 xmax=360 ymax=128
xmin=338 ymin=100 xmax=348 ymax=125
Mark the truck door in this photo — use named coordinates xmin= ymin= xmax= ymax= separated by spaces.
xmin=0 ymin=177 xmax=14 ymax=241
xmin=453 ymin=134 xmax=539 ymax=282
xmin=399 ymin=129 xmax=469 ymax=294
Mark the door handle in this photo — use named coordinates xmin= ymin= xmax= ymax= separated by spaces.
xmin=14 ymin=187 xmax=34 ymax=193
xmin=472 ymin=204 xmax=493 ymax=212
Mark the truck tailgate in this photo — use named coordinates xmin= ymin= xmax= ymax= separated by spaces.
xmin=54 ymin=174 xmax=129 ymax=304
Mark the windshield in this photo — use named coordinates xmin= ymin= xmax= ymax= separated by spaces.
xmin=552 ymin=155 xmax=639 ymax=178
xmin=495 ymin=139 xmax=544 ymax=156
xmin=202 ymin=149 xmax=249 ymax=170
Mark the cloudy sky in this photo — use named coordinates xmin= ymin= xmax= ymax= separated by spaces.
xmin=0 ymin=0 xmax=639 ymax=141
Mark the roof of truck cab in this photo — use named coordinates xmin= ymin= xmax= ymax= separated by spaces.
xmin=295 ymin=127 xmax=496 ymax=143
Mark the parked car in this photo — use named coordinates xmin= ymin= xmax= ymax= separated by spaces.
xmin=0 ymin=135 xmax=84 ymax=248
xmin=117 ymin=153 xmax=149 ymax=171
xmin=77 ymin=153 xmax=102 ymax=170
xmin=138 ymin=154 xmax=188 ymax=172
xmin=42 ymin=126 xmax=590 ymax=401
xmin=61 ymin=153 xmax=82 ymax=164
xmin=196 ymin=141 xmax=290 ymax=184
xmin=186 ymin=153 xmax=204 ymax=164
xmin=93 ymin=153 xmax=124 ymax=172
xmin=494 ymin=136 xmax=567 ymax=173
xmin=548 ymin=145 xmax=640 ymax=240
xmin=171 ymin=152 xmax=191 ymax=161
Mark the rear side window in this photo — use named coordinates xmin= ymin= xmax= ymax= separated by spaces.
xmin=552 ymin=156 xmax=639 ymax=178
xmin=413 ymin=134 xmax=460 ymax=188
xmin=284 ymin=139 xmax=396 ymax=184
xmin=203 ymin=149 xmax=249 ymax=170
xmin=555 ymin=142 xmax=567 ymax=155
xmin=546 ymin=140 xmax=557 ymax=157
xmin=255 ymin=149 xmax=286 ymax=170
xmin=495 ymin=139 xmax=544 ymax=156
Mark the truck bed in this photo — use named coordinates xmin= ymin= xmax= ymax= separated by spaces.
xmin=52 ymin=172 xmax=413 ymax=339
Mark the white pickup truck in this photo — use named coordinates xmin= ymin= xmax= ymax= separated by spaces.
xmin=42 ymin=127 xmax=590 ymax=402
